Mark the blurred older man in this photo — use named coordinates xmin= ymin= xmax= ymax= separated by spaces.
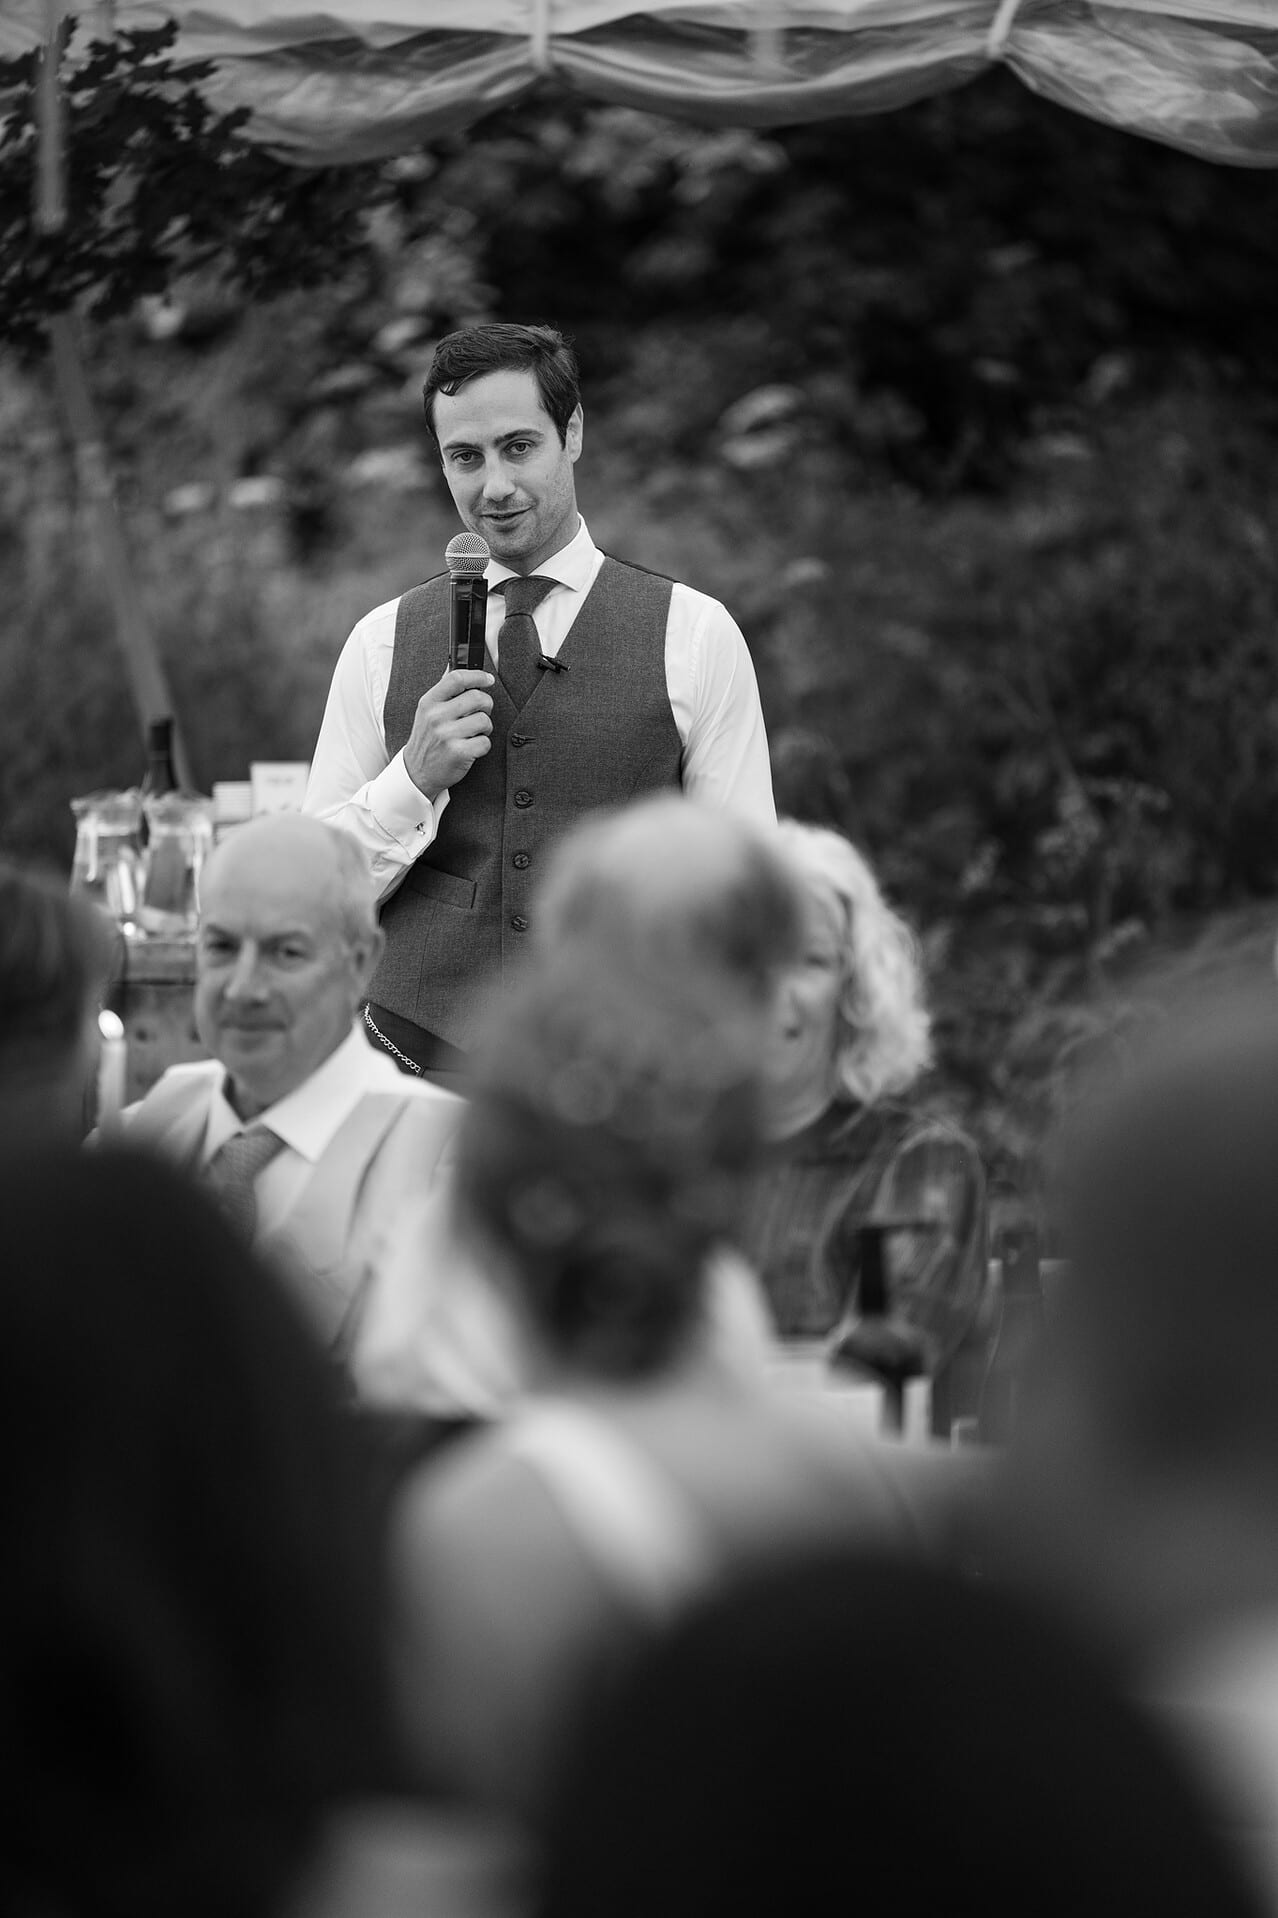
xmin=998 ymin=993 xmax=1278 ymax=1910
xmin=126 ymin=814 xmax=461 ymax=1353
xmin=353 ymin=795 xmax=802 ymax=1414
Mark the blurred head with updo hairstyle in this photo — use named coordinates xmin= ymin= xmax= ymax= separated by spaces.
xmin=455 ymin=960 xmax=763 ymax=1382
xmin=459 ymin=798 xmax=806 ymax=1382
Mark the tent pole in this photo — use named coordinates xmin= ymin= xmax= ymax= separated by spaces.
xmin=749 ymin=0 xmax=785 ymax=75
xmin=986 ymin=0 xmax=1026 ymax=59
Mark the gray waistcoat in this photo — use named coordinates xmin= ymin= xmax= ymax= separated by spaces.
xmin=370 ymin=556 xmax=681 ymax=1050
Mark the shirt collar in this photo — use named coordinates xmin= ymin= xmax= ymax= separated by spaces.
xmin=206 ymin=1023 xmax=388 ymax=1166
xmin=486 ymin=515 xmax=597 ymax=595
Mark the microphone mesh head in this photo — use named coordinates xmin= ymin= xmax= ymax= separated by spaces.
xmin=446 ymin=532 xmax=490 ymax=577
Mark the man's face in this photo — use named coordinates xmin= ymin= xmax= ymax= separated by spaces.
xmin=434 ymin=368 xmax=583 ymax=574
xmin=194 ymin=841 xmax=377 ymax=1119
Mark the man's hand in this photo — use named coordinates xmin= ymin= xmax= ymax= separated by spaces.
xmin=403 ymin=669 xmax=495 ymax=801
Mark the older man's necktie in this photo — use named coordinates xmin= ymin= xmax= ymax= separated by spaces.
xmin=205 ymin=1124 xmax=285 ymax=1239
xmin=495 ymin=575 xmax=558 ymax=710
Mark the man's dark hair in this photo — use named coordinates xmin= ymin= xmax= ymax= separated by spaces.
xmin=422 ymin=323 xmax=580 ymax=445
xmin=0 ymin=858 xmax=115 ymax=1084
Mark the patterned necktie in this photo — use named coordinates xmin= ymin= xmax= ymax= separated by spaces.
xmin=205 ymin=1124 xmax=285 ymax=1240
xmin=496 ymin=575 xmax=558 ymax=710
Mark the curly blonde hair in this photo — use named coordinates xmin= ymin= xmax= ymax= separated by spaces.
xmin=776 ymin=820 xmax=932 ymax=1105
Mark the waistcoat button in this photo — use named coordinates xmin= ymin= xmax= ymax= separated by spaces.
xmin=510 ymin=733 xmax=530 ymax=748
xmin=510 ymin=914 xmax=529 ymax=932
xmin=513 ymin=789 xmax=533 ymax=809
xmin=513 ymin=852 xmax=530 ymax=870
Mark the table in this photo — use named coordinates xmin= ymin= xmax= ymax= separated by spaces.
xmin=767 ymin=1341 xmax=935 ymax=1446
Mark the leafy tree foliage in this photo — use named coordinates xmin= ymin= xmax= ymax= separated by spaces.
xmin=0 ymin=20 xmax=389 ymax=351
xmin=385 ymin=77 xmax=1278 ymax=490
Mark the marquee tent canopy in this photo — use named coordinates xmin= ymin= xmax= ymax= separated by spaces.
xmin=0 ymin=1 xmax=1276 ymax=169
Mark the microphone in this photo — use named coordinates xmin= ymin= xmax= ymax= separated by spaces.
xmin=446 ymin=532 xmax=490 ymax=671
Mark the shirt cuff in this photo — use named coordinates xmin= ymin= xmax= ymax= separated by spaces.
xmin=367 ymin=751 xmax=450 ymax=850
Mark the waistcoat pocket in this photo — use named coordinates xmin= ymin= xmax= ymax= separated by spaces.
xmin=403 ymin=863 xmax=478 ymax=910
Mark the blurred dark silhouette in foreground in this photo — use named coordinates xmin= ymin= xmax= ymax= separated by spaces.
xmin=538 ymin=1552 xmax=1259 ymax=1918
xmin=0 ymin=1144 xmax=408 ymax=1918
xmin=1000 ymin=988 xmax=1278 ymax=1907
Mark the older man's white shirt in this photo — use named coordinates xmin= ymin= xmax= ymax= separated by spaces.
xmin=193 ymin=1022 xmax=443 ymax=1235
xmin=120 ymin=1025 xmax=462 ymax=1348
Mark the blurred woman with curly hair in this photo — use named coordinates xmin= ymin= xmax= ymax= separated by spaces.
xmin=742 ymin=821 xmax=986 ymax=1370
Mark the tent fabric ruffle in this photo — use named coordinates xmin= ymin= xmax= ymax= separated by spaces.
xmin=1 ymin=1 xmax=1276 ymax=167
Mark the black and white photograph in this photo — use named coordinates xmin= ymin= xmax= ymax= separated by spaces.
xmin=2 ymin=2 xmax=1278 ymax=1912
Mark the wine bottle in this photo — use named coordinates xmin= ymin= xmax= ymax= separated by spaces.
xmin=140 ymin=716 xmax=178 ymax=800
xmin=138 ymin=716 xmax=188 ymax=931
xmin=829 ymin=1221 xmax=932 ymax=1435
xmin=978 ymin=1220 xmax=1045 ymax=1445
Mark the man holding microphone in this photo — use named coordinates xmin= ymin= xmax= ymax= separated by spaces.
xmin=305 ymin=322 xmax=775 ymax=1078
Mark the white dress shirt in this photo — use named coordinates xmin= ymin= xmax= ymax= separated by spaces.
xmin=303 ymin=516 xmax=776 ymax=902
xmin=194 ymin=1023 xmax=447 ymax=1237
